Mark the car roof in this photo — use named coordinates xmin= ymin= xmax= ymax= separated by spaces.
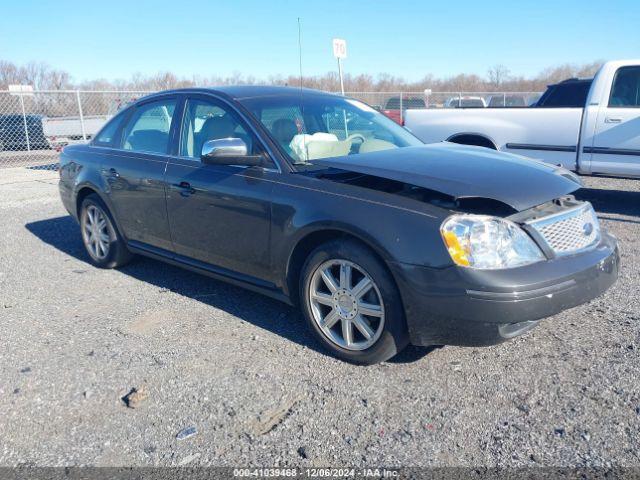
xmin=141 ymin=85 xmax=338 ymax=101
xmin=550 ymin=78 xmax=593 ymax=87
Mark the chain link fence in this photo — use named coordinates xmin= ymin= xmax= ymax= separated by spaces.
xmin=0 ymin=89 xmax=542 ymax=170
xmin=345 ymin=91 xmax=543 ymax=124
xmin=0 ymin=90 xmax=149 ymax=170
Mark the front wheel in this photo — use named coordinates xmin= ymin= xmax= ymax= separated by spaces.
xmin=79 ymin=194 xmax=132 ymax=269
xmin=300 ymin=239 xmax=408 ymax=364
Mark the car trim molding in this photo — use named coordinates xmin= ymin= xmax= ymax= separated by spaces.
xmin=583 ymin=146 xmax=640 ymax=156
xmin=505 ymin=143 xmax=577 ymax=153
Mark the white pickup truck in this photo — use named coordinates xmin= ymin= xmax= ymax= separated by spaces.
xmin=43 ymin=115 xmax=110 ymax=149
xmin=405 ymin=59 xmax=640 ymax=177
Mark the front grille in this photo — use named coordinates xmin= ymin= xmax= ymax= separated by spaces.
xmin=527 ymin=202 xmax=600 ymax=256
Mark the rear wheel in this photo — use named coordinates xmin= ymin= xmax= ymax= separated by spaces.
xmin=300 ymin=239 xmax=408 ymax=364
xmin=79 ymin=194 xmax=132 ymax=269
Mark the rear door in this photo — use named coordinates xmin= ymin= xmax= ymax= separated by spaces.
xmin=99 ymin=95 xmax=178 ymax=250
xmin=164 ymin=94 xmax=276 ymax=282
xmin=586 ymin=66 xmax=640 ymax=176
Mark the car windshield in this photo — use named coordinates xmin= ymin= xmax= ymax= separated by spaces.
xmin=240 ymin=94 xmax=423 ymax=165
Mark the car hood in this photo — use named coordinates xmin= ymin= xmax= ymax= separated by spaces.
xmin=313 ymin=143 xmax=581 ymax=212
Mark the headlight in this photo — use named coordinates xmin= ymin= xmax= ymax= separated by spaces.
xmin=440 ymin=215 xmax=545 ymax=269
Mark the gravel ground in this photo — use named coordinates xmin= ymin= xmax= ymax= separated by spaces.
xmin=0 ymin=168 xmax=638 ymax=468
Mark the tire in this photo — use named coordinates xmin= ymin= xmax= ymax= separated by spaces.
xmin=300 ymin=239 xmax=408 ymax=365
xmin=79 ymin=193 xmax=133 ymax=269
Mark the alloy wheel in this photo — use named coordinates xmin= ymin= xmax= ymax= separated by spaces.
xmin=309 ymin=259 xmax=385 ymax=351
xmin=81 ymin=205 xmax=112 ymax=261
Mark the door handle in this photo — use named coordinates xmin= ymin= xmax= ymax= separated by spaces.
xmin=605 ymin=117 xmax=622 ymax=123
xmin=172 ymin=181 xmax=196 ymax=197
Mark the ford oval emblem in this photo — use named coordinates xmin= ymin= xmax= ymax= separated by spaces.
xmin=583 ymin=222 xmax=594 ymax=236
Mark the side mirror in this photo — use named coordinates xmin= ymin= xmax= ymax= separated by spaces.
xmin=200 ymin=138 xmax=265 ymax=167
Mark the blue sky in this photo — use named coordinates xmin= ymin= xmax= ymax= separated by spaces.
xmin=1 ymin=0 xmax=639 ymax=82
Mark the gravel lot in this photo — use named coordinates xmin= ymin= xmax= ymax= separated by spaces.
xmin=0 ymin=167 xmax=638 ymax=468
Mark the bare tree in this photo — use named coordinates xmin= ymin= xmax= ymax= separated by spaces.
xmin=0 ymin=60 xmax=71 ymax=90
xmin=487 ymin=64 xmax=511 ymax=88
xmin=0 ymin=58 xmax=606 ymax=94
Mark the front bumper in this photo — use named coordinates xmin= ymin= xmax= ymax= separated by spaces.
xmin=390 ymin=232 xmax=619 ymax=347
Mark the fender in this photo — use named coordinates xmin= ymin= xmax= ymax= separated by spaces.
xmin=290 ymin=219 xmax=396 ymax=261
xmin=280 ymin=219 xmax=398 ymax=299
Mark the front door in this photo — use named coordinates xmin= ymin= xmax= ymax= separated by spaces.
xmin=164 ymin=95 xmax=276 ymax=282
xmin=588 ymin=66 xmax=640 ymax=176
xmin=100 ymin=96 xmax=178 ymax=251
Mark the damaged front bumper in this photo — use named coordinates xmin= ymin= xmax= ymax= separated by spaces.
xmin=390 ymin=232 xmax=619 ymax=347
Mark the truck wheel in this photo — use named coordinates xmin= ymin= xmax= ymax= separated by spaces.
xmin=79 ymin=194 xmax=133 ymax=269
xmin=300 ymin=239 xmax=408 ymax=364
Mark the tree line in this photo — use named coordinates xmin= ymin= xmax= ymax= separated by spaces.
xmin=1 ymin=59 xmax=603 ymax=93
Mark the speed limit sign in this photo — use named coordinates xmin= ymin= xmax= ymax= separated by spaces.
xmin=332 ymin=38 xmax=347 ymax=59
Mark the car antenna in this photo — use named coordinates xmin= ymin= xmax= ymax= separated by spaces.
xmin=297 ymin=17 xmax=303 ymax=90
xmin=297 ymin=17 xmax=308 ymax=163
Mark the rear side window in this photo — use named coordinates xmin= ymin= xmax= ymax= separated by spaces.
xmin=384 ymin=98 xmax=425 ymax=109
xmin=385 ymin=98 xmax=401 ymax=109
xmin=94 ymin=113 xmax=125 ymax=146
xmin=461 ymin=99 xmax=484 ymax=108
xmin=609 ymin=66 xmax=640 ymax=107
xmin=536 ymin=82 xmax=591 ymax=108
xmin=121 ymin=99 xmax=176 ymax=154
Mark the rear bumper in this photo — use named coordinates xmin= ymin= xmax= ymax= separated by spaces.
xmin=391 ymin=232 xmax=619 ymax=347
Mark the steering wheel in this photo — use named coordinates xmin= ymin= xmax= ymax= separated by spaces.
xmin=345 ymin=133 xmax=366 ymax=155
xmin=346 ymin=133 xmax=366 ymax=144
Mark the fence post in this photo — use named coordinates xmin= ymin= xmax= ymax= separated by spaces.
xmin=503 ymin=92 xmax=506 ymax=107
xmin=19 ymin=94 xmax=31 ymax=152
xmin=76 ymin=90 xmax=87 ymax=141
xmin=399 ymin=92 xmax=403 ymax=124
xmin=458 ymin=92 xmax=462 ymax=107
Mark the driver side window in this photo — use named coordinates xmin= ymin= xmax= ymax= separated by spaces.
xmin=609 ymin=66 xmax=640 ymax=107
xmin=180 ymin=98 xmax=260 ymax=159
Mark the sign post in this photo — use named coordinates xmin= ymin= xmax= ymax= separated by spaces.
xmin=332 ymin=38 xmax=347 ymax=96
